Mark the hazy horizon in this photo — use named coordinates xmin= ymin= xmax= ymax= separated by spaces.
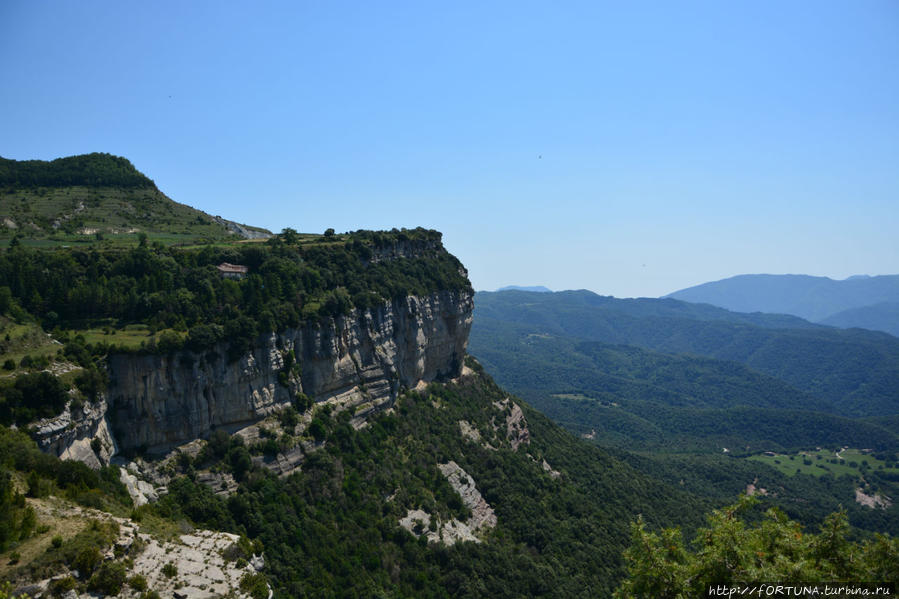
xmin=487 ymin=272 xmax=899 ymax=299
xmin=3 ymin=1 xmax=897 ymax=297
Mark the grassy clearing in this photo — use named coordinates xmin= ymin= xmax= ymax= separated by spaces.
xmin=552 ymin=393 xmax=592 ymax=401
xmin=747 ymin=447 xmax=899 ymax=478
xmin=0 ymin=318 xmax=61 ymax=373
xmin=76 ymin=324 xmax=155 ymax=349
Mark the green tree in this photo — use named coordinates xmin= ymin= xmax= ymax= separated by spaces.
xmin=614 ymin=495 xmax=899 ymax=598
xmin=279 ymin=228 xmax=300 ymax=245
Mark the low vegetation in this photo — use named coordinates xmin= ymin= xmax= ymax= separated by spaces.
xmin=615 ymin=495 xmax=898 ymax=597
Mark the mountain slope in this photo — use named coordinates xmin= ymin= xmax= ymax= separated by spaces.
xmin=147 ymin=361 xmax=712 ymax=598
xmin=473 ymin=290 xmax=899 ymax=416
xmin=820 ymin=302 xmax=899 ymax=338
xmin=666 ymin=273 xmax=899 ymax=323
xmin=469 ymin=317 xmax=899 ymax=453
xmin=0 ymin=153 xmax=269 ymax=245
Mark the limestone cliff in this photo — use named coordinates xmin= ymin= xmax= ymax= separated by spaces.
xmin=32 ymin=396 xmax=117 ymax=469
xmin=107 ymin=289 xmax=473 ymax=452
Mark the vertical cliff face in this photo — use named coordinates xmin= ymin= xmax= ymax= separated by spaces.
xmin=107 ymin=289 xmax=473 ymax=452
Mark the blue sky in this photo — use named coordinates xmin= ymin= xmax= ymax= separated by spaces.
xmin=2 ymin=1 xmax=897 ymax=297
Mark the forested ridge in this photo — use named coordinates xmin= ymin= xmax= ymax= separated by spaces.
xmin=472 ymin=290 xmax=899 ymax=416
xmin=0 ymin=227 xmax=469 ymax=428
xmin=0 ymin=153 xmax=155 ymax=189
xmin=0 ymin=228 xmax=469 ymax=351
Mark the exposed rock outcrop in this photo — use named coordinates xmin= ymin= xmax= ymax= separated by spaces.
xmin=399 ymin=461 xmax=496 ymax=546
xmin=107 ymin=290 xmax=473 ymax=453
xmin=492 ymin=398 xmax=530 ymax=451
xmin=31 ymin=397 xmax=117 ymax=469
xmin=438 ymin=461 xmax=497 ymax=532
xmin=19 ymin=498 xmax=264 ymax=599
xmin=211 ymin=215 xmax=272 ymax=239
xmin=855 ymin=487 xmax=892 ymax=509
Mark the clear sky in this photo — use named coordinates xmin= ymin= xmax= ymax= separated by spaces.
xmin=2 ymin=1 xmax=897 ymax=297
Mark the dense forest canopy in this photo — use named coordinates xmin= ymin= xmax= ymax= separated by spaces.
xmin=472 ymin=290 xmax=899 ymax=417
xmin=0 ymin=228 xmax=470 ymax=355
xmin=0 ymin=153 xmax=155 ymax=189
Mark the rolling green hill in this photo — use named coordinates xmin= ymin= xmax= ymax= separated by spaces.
xmin=0 ymin=153 xmax=270 ymax=246
xmin=473 ymin=290 xmax=899 ymax=417
xmin=470 ymin=317 xmax=899 ymax=453
xmin=469 ymin=290 xmax=899 ymax=540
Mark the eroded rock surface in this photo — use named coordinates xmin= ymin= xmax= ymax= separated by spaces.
xmin=855 ymin=487 xmax=892 ymax=509
xmin=492 ymin=398 xmax=530 ymax=451
xmin=32 ymin=397 xmax=117 ymax=469
xmin=438 ymin=461 xmax=497 ymax=532
xmin=399 ymin=461 xmax=496 ymax=546
xmin=107 ymin=290 xmax=473 ymax=453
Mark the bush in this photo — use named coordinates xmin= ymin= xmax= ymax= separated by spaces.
xmin=128 ymin=573 xmax=148 ymax=592
xmin=278 ymin=406 xmax=299 ymax=430
xmin=308 ymin=417 xmax=328 ymax=443
xmin=240 ymin=572 xmax=270 ymax=599
xmin=294 ymin=392 xmax=313 ymax=413
xmin=75 ymin=368 xmax=107 ymax=402
xmin=72 ymin=546 xmax=102 ymax=577
xmin=88 ymin=560 xmax=127 ymax=595
xmin=2 ymin=360 xmax=14 ymax=371
xmin=48 ymin=576 xmax=77 ymax=596
xmin=162 ymin=561 xmax=178 ymax=578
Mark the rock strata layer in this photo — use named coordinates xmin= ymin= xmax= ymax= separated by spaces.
xmin=107 ymin=290 xmax=472 ymax=452
xmin=32 ymin=397 xmax=116 ymax=469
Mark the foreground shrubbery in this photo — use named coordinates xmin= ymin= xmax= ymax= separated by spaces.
xmin=614 ymin=495 xmax=899 ymax=598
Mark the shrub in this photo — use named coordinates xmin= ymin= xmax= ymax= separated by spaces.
xmin=48 ymin=576 xmax=77 ymax=596
xmin=240 ymin=572 xmax=269 ymax=599
xmin=162 ymin=561 xmax=178 ymax=578
xmin=128 ymin=573 xmax=148 ymax=592
xmin=72 ymin=546 xmax=102 ymax=576
xmin=88 ymin=560 xmax=127 ymax=595
xmin=275 ymin=410 xmax=296 ymax=434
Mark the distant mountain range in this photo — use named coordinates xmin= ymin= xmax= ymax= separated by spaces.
xmin=496 ymin=285 xmax=552 ymax=293
xmin=666 ymin=274 xmax=899 ymax=337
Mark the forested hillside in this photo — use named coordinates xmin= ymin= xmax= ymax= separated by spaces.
xmin=473 ymin=290 xmax=899 ymax=415
xmin=469 ymin=290 xmax=899 ymax=540
xmin=141 ymin=361 xmax=718 ymax=597
xmin=821 ymin=302 xmax=899 ymax=338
